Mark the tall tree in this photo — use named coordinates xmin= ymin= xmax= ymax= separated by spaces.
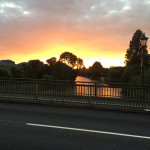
xmin=125 ymin=29 xmax=148 ymax=66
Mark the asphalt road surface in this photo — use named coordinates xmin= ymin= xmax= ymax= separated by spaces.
xmin=0 ymin=103 xmax=150 ymax=150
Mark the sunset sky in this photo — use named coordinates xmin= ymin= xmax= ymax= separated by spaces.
xmin=0 ymin=0 xmax=150 ymax=68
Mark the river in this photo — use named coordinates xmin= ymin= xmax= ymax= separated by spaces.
xmin=75 ymin=76 xmax=122 ymax=98
xmin=75 ymin=76 xmax=95 ymax=82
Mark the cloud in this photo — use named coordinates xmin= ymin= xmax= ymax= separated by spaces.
xmin=0 ymin=0 xmax=150 ymax=63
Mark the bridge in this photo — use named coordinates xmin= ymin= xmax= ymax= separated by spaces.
xmin=0 ymin=78 xmax=150 ymax=112
xmin=0 ymin=78 xmax=150 ymax=149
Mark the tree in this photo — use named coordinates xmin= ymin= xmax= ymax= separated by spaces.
xmin=46 ymin=57 xmax=57 ymax=66
xmin=10 ymin=66 xmax=23 ymax=78
xmin=52 ymin=61 xmax=76 ymax=81
xmin=59 ymin=52 xmax=77 ymax=69
xmin=145 ymin=68 xmax=150 ymax=85
xmin=59 ymin=52 xmax=84 ymax=69
xmin=0 ymin=68 xmax=11 ymax=78
xmin=125 ymin=29 xmax=148 ymax=67
xmin=42 ymin=74 xmax=54 ymax=80
xmin=24 ymin=60 xmax=45 ymax=79
xmin=76 ymin=58 xmax=84 ymax=69
xmin=121 ymin=64 xmax=141 ymax=83
xmin=89 ymin=61 xmax=103 ymax=79
xmin=108 ymin=68 xmax=122 ymax=83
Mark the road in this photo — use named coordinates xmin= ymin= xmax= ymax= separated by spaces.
xmin=0 ymin=103 xmax=150 ymax=150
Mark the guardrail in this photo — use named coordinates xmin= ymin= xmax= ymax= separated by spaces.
xmin=0 ymin=78 xmax=150 ymax=110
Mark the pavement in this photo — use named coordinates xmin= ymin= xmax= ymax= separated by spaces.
xmin=0 ymin=103 xmax=150 ymax=150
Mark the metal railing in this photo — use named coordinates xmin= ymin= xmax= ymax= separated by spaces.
xmin=0 ymin=78 xmax=150 ymax=110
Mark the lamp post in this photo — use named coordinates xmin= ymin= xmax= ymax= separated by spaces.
xmin=140 ymin=33 xmax=148 ymax=85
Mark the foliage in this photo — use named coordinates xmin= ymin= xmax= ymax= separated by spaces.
xmin=121 ymin=64 xmax=141 ymax=83
xmin=125 ymin=29 xmax=148 ymax=67
xmin=108 ymin=67 xmax=125 ymax=83
xmin=0 ymin=68 xmax=12 ymax=78
xmin=59 ymin=52 xmax=77 ymax=68
xmin=76 ymin=58 xmax=84 ymax=69
xmin=10 ymin=66 xmax=23 ymax=78
xmin=89 ymin=61 xmax=103 ymax=80
xmin=128 ymin=75 xmax=141 ymax=84
xmin=145 ymin=68 xmax=150 ymax=85
xmin=52 ymin=61 xmax=76 ymax=81
xmin=59 ymin=52 xmax=84 ymax=69
xmin=46 ymin=57 xmax=57 ymax=66
xmin=42 ymin=74 xmax=54 ymax=80
xmin=24 ymin=60 xmax=45 ymax=79
xmin=78 ymin=66 xmax=88 ymax=77
xmin=108 ymin=68 xmax=121 ymax=83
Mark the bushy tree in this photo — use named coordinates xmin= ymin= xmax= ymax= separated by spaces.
xmin=121 ymin=64 xmax=141 ymax=83
xmin=76 ymin=58 xmax=84 ymax=69
xmin=46 ymin=57 xmax=57 ymax=66
xmin=89 ymin=61 xmax=103 ymax=80
xmin=59 ymin=52 xmax=84 ymax=69
xmin=0 ymin=68 xmax=11 ymax=78
xmin=24 ymin=60 xmax=45 ymax=79
xmin=59 ymin=52 xmax=77 ymax=68
xmin=108 ymin=68 xmax=121 ymax=83
xmin=10 ymin=66 xmax=23 ymax=78
xmin=52 ymin=61 xmax=76 ymax=81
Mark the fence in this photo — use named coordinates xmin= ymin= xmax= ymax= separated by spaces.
xmin=0 ymin=78 xmax=150 ymax=110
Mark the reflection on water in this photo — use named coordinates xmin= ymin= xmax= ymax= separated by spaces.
xmin=75 ymin=76 xmax=122 ymax=98
xmin=75 ymin=76 xmax=96 ymax=82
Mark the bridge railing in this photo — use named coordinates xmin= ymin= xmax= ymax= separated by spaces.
xmin=0 ymin=78 xmax=150 ymax=110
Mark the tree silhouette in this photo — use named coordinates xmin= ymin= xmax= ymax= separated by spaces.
xmin=59 ymin=52 xmax=77 ymax=69
xmin=46 ymin=57 xmax=57 ymax=66
xmin=24 ymin=60 xmax=44 ymax=78
xmin=89 ymin=61 xmax=103 ymax=79
xmin=0 ymin=68 xmax=11 ymax=78
xmin=11 ymin=66 xmax=23 ymax=78
xmin=76 ymin=58 xmax=84 ymax=69
xmin=52 ymin=61 xmax=76 ymax=80
xmin=125 ymin=29 xmax=148 ymax=66
xmin=59 ymin=52 xmax=84 ymax=69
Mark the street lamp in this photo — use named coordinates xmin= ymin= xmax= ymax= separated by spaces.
xmin=140 ymin=33 xmax=148 ymax=85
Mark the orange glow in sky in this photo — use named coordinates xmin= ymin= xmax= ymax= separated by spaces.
xmin=0 ymin=1 xmax=150 ymax=68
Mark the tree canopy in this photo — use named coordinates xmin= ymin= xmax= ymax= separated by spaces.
xmin=11 ymin=66 xmax=23 ymax=78
xmin=89 ymin=61 xmax=103 ymax=80
xmin=46 ymin=57 xmax=57 ymax=66
xmin=0 ymin=68 xmax=11 ymax=78
xmin=59 ymin=52 xmax=84 ymax=69
xmin=52 ymin=61 xmax=76 ymax=81
xmin=24 ymin=60 xmax=45 ymax=79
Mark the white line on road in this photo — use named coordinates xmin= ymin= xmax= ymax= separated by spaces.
xmin=144 ymin=109 xmax=150 ymax=112
xmin=26 ymin=123 xmax=150 ymax=140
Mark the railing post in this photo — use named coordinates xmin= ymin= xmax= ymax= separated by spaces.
xmin=35 ymin=82 xmax=39 ymax=103
xmin=95 ymin=83 xmax=97 ymax=97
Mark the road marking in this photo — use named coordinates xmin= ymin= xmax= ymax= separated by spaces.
xmin=26 ymin=123 xmax=150 ymax=140
xmin=144 ymin=109 xmax=150 ymax=112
